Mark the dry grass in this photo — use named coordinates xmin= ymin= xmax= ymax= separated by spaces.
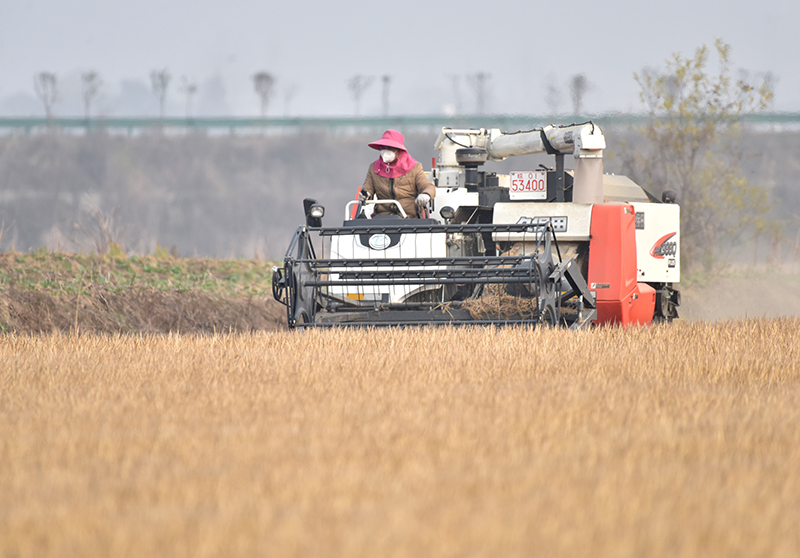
xmin=461 ymin=292 xmax=539 ymax=319
xmin=2 ymin=320 xmax=799 ymax=557
xmin=0 ymin=287 xmax=286 ymax=334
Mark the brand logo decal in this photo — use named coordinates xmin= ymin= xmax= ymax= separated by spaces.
xmin=368 ymin=234 xmax=392 ymax=250
xmin=516 ymin=216 xmax=568 ymax=233
xmin=650 ymin=233 xmax=677 ymax=259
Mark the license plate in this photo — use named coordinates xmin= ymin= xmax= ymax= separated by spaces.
xmin=509 ymin=171 xmax=547 ymax=200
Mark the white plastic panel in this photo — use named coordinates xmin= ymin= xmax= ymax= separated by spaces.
xmin=433 ymin=187 xmax=479 ymax=220
xmin=631 ymin=202 xmax=680 ymax=283
xmin=328 ymin=231 xmax=448 ymax=305
xmin=491 ymin=202 xmax=593 ymax=242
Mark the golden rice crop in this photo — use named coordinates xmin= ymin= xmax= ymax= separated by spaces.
xmin=2 ymin=319 xmax=799 ymax=557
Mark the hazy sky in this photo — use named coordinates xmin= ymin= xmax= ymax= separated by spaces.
xmin=1 ymin=0 xmax=797 ymax=117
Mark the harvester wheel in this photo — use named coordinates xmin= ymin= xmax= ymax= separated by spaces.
xmin=653 ymin=284 xmax=680 ymax=323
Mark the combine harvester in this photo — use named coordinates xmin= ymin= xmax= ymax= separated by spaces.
xmin=273 ymin=122 xmax=680 ymax=328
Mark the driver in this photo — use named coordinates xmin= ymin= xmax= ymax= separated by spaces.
xmin=360 ymin=129 xmax=435 ymax=218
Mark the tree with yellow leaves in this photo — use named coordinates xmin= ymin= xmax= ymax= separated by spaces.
xmin=626 ymin=40 xmax=775 ymax=270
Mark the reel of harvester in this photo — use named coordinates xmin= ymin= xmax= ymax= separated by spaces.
xmin=272 ymin=217 xmax=596 ymax=329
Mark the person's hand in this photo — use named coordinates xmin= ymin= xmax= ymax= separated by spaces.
xmin=358 ymin=189 xmax=369 ymax=201
xmin=415 ymin=193 xmax=431 ymax=207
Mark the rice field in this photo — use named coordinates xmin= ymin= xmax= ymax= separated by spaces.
xmin=2 ymin=319 xmax=799 ymax=557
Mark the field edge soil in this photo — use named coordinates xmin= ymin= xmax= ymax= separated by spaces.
xmin=0 ymin=287 xmax=287 ymax=334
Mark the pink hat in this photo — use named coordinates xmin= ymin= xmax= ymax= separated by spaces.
xmin=368 ymin=129 xmax=407 ymax=151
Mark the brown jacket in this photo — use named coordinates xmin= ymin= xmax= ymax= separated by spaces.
xmin=361 ymin=162 xmax=436 ymax=218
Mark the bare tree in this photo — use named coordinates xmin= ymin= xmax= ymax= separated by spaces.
xmin=252 ymin=72 xmax=276 ymax=117
xmin=283 ymin=84 xmax=298 ymax=117
xmin=34 ymin=72 xmax=59 ymax=120
xmin=150 ymin=69 xmax=171 ymax=119
xmin=381 ymin=75 xmax=391 ymax=116
xmin=762 ymin=71 xmax=778 ymax=111
xmin=451 ymin=75 xmax=462 ymax=115
xmin=543 ymin=74 xmax=562 ymax=115
xmin=569 ymin=73 xmax=589 ymax=115
xmin=179 ymin=76 xmax=198 ymax=119
xmin=466 ymin=72 xmax=490 ymax=114
xmin=81 ymin=71 xmax=102 ymax=120
xmin=347 ymin=75 xmax=373 ymax=116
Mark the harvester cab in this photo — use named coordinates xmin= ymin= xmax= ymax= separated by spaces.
xmin=273 ymin=122 xmax=680 ymax=328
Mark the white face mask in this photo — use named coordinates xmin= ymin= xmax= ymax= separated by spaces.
xmin=381 ymin=149 xmax=396 ymax=164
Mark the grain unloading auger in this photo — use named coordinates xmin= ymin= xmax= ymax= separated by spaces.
xmin=273 ymin=122 xmax=681 ymax=329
